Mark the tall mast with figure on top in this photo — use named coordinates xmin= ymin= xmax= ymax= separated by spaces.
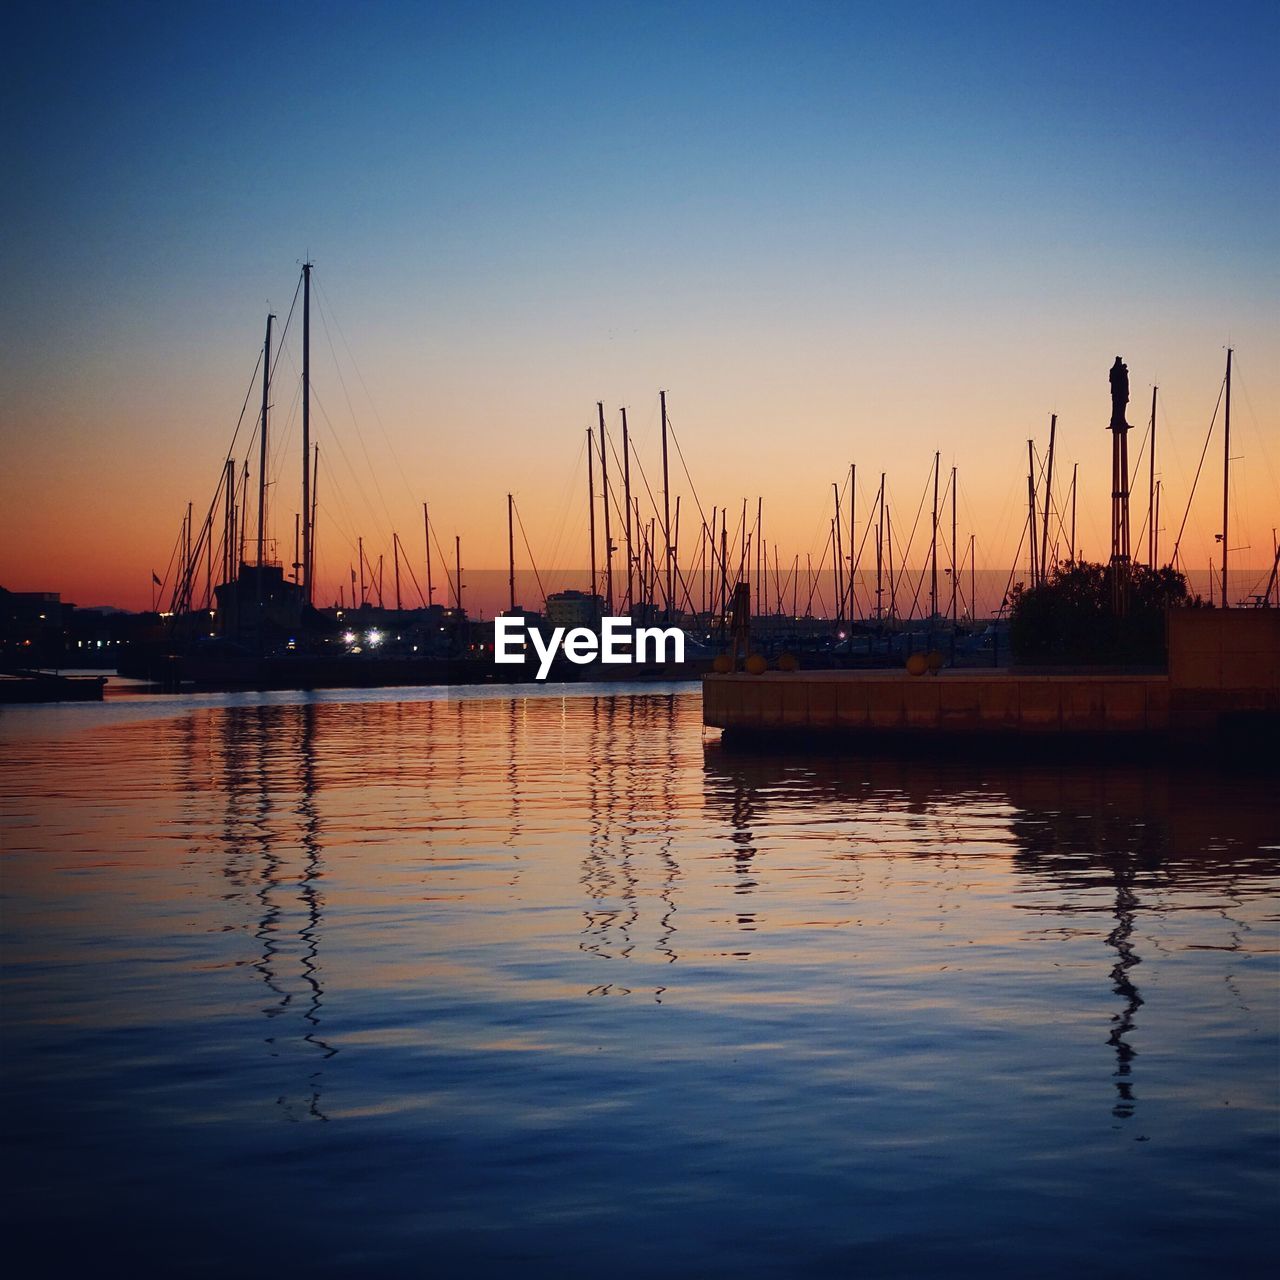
xmin=1108 ymin=356 xmax=1133 ymax=615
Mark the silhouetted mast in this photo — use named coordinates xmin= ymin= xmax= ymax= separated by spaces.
xmin=621 ymin=408 xmax=633 ymax=614
xmin=586 ymin=427 xmax=597 ymax=599
xmin=302 ymin=262 xmax=312 ymax=605
xmin=848 ymin=464 xmax=856 ymax=622
xmin=756 ymin=497 xmax=763 ymax=616
xmin=1040 ymin=414 xmax=1056 ymax=583
xmin=237 ymin=461 xmax=249 ymax=567
xmin=423 ymin=502 xmax=434 ymax=604
xmin=832 ymin=482 xmax=844 ymax=625
xmin=1027 ymin=440 xmax=1038 ymax=586
xmin=969 ymin=533 xmax=976 ymax=621
xmin=720 ymin=524 xmax=728 ymax=627
xmin=1264 ymin=531 xmax=1279 ymax=606
xmin=1148 ymin=386 xmax=1158 ymax=568
xmin=708 ymin=507 xmax=718 ymax=618
xmin=660 ymin=391 xmax=673 ymax=619
xmin=598 ymin=403 xmax=613 ymax=613
xmin=1221 ymin=348 xmax=1233 ymax=607
xmin=183 ymin=501 xmax=192 ymax=613
xmin=1070 ymin=463 xmax=1078 ymax=562
xmin=1153 ymin=479 xmax=1160 ymax=569
xmin=455 ymin=535 xmax=462 ymax=612
xmin=256 ymin=312 xmax=274 ymax=571
xmin=310 ymin=445 xmax=319 ymax=597
xmin=876 ymin=473 xmax=885 ymax=621
xmin=951 ymin=464 xmax=958 ymax=623
xmin=223 ymin=459 xmax=235 ymax=589
xmin=674 ymin=496 xmax=683 ymax=613
xmin=886 ymin=502 xmax=896 ymax=619
xmin=507 ymin=492 xmax=516 ymax=613
xmin=930 ymin=451 xmax=940 ymax=617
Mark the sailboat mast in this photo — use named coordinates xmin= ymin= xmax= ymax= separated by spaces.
xmin=507 ymin=492 xmax=516 ymax=613
xmin=586 ymin=427 xmax=597 ymax=600
xmin=394 ymin=533 xmax=402 ymax=611
xmin=302 ymin=262 xmax=312 ymax=605
xmin=849 ymin=463 xmax=855 ymax=622
xmin=660 ymin=390 xmax=673 ymax=619
xmin=720 ymin=524 xmax=728 ymax=626
xmin=876 ymin=473 xmax=885 ymax=621
xmin=1222 ymin=348 xmax=1232 ymax=607
xmin=1153 ymin=479 xmax=1160 ymax=570
xmin=310 ymin=445 xmax=318 ymax=598
xmin=256 ymin=312 xmax=273 ymax=571
xmin=951 ymin=464 xmax=958 ymax=623
xmin=1027 ymin=440 xmax=1038 ymax=586
xmin=1070 ymin=463 xmax=1078 ymax=562
xmin=930 ymin=451 xmax=940 ymax=618
xmin=621 ymin=408 xmax=633 ymax=614
xmin=423 ymin=502 xmax=433 ymax=604
xmin=455 ymin=536 xmax=462 ymax=613
xmin=598 ymin=403 xmax=613 ymax=613
xmin=756 ymin=497 xmax=763 ymax=617
xmin=970 ymin=533 xmax=976 ymax=621
xmin=1040 ymin=415 xmax=1056 ymax=583
xmin=674 ymin=496 xmax=683 ymax=614
xmin=1148 ymin=385 xmax=1158 ymax=568
xmin=887 ymin=503 xmax=896 ymax=620
xmin=223 ymin=459 xmax=235 ymax=589
xmin=238 ymin=461 xmax=249 ymax=567
xmin=832 ymin=483 xmax=844 ymax=625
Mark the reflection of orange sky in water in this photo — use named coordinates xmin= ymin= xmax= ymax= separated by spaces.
xmin=4 ymin=687 xmax=1277 ymax=1130
xmin=5 ymin=690 xmax=1274 ymax=1000
xmin=1 ymin=329 xmax=1274 ymax=613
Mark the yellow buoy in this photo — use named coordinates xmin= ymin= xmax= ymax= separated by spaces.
xmin=712 ymin=654 xmax=734 ymax=674
xmin=745 ymin=653 xmax=768 ymax=675
xmin=776 ymin=652 xmax=799 ymax=672
xmin=905 ymin=652 xmax=928 ymax=676
xmin=926 ymin=650 xmax=945 ymax=672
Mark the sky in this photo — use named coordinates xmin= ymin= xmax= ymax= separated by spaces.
xmin=1 ymin=0 xmax=1276 ymax=614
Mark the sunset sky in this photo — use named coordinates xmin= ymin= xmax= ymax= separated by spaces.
xmin=2 ymin=1 xmax=1276 ymax=614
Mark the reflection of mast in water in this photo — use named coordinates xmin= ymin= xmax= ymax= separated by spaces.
xmin=653 ymin=695 xmax=680 ymax=980
xmin=607 ymin=696 xmax=640 ymax=960
xmin=213 ymin=703 xmax=336 ymax=1122
xmin=503 ymin=698 xmax=525 ymax=890
xmin=1105 ymin=862 xmax=1143 ymax=1120
xmin=580 ymin=697 xmax=630 ymax=990
xmin=296 ymin=702 xmax=336 ymax=1121
xmin=578 ymin=693 xmax=683 ymax=997
xmin=249 ymin=705 xmax=290 ymax=1020
xmin=722 ymin=748 xmax=760 ymax=943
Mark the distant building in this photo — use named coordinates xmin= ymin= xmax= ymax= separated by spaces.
xmin=0 ymin=588 xmax=68 ymax=664
xmin=545 ymin=590 xmax=603 ymax=630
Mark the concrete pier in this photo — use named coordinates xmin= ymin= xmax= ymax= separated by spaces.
xmin=703 ymin=610 xmax=1279 ymax=743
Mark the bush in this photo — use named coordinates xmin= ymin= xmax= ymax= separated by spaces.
xmin=1009 ymin=560 xmax=1194 ymax=665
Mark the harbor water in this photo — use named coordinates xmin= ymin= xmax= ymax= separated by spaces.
xmin=1 ymin=683 xmax=1276 ymax=1276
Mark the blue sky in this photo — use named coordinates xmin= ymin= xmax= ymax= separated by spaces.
xmin=2 ymin=1 xmax=1277 ymax=605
